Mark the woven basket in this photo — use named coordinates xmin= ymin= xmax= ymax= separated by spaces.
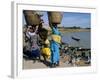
xmin=23 ymin=10 xmax=34 ymax=14
xmin=23 ymin=10 xmax=41 ymax=25
xmin=48 ymin=12 xmax=63 ymax=24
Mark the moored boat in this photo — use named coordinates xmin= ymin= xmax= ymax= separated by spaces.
xmin=71 ymin=36 xmax=80 ymax=41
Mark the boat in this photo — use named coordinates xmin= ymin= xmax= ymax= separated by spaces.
xmin=71 ymin=36 xmax=80 ymax=41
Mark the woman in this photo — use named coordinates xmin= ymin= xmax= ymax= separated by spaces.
xmin=50 ymin=24 xmax=61 ymax=67
xmin=25 ymin=25 xmax=41 ymax=62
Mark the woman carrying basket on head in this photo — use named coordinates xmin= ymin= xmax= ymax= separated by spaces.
xmin=50 ymin=24 xmax=61 ymax=67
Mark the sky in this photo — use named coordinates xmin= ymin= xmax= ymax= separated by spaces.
xmin=61 ymin=12 xmax=91 ymax=28
xmin=23 ymin=11 xmax=91 ymax=28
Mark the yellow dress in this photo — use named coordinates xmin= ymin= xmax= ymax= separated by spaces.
xmin=41 ymin=47 xmax=51 ymax=58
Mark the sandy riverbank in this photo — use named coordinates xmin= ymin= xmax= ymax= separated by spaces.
xmin=23 ymin=56 xmax=90 ymax=69
xmin=48 ymin=29 xmax=90 ymax=35
xmin=23 ymin=27 xmax=90 ymax=69
xmin=59 ymin=29 xmax=90 ymax=33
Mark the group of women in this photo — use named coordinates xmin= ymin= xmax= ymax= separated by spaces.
xmin=23 ymin=22 xmax=62 ymax=68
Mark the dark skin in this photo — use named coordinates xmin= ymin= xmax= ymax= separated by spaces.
xmin=38 ymin=23 xmax=48 ymax=41
xmin=31 ymin=25 xmax=39 ymax=34
xmin=50 ymin=23 xmax=58 ymax=29
xmin=29 ymin=27 xmax=34 ymax=32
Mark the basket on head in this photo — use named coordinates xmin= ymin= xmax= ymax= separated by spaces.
xmin=48 ymin=12 xmax=63 ymax=25
xmin=23 ymin=10 xmax=41 ymax=26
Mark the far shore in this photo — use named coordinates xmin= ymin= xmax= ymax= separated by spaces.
xmin=48 ymin=29 xmax=90 ymax=34
xmin=59 ymin=29 xmax=90 ymax=33
xmin=23 ymin=26 xmax=90 ymax=34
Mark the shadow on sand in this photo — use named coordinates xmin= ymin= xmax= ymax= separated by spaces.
xmin=23 ymin=54 xmax=51 ymax=67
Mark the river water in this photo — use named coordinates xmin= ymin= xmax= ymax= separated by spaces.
xmin=62 ymin=31 xmax=91 ymax=48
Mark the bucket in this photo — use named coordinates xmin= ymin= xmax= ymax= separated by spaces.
xmin=23 ymin=10 xmax=41 ymax=25
xmin=48 ymin=12 xmax=63 ymax=24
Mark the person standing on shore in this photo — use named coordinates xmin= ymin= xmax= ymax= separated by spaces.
xmin=50 ymin=23 xmax=61 ymax=68
xmin=25 ymin=25 xmax=41 ymax=62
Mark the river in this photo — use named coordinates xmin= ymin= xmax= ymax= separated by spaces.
xmin=62 ymin=31 xmax=91 ymax=48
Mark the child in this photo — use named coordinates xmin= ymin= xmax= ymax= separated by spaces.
xmin=41 ymin=44 xmax=51 ymax=62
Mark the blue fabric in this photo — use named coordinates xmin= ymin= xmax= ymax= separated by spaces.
xmin=50 ymin=40 xmax=60 ymax=64
xmin=52 ymin=26 xmax=61 ymax=35
xmin=50 ymin=25 xmax=61 ymax=64
xmin=31 ymin=49 xmax=40 ymax=58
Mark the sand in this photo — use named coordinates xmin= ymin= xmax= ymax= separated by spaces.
xmin=23 ymin=56 xmax=90 ymax=69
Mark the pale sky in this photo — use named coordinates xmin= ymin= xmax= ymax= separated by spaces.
xmin=23 ymin=11 xmax=91 ymax=28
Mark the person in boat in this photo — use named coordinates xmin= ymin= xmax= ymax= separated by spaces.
xmin=50 ymin=23 xmax=61 ymax=68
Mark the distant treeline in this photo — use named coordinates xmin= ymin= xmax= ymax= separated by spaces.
xmin=58 ymin=26 xmax=91 ymax=29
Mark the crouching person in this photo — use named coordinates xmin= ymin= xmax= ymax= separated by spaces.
xmin=41 ymin=42 xmax=51 ymax=62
